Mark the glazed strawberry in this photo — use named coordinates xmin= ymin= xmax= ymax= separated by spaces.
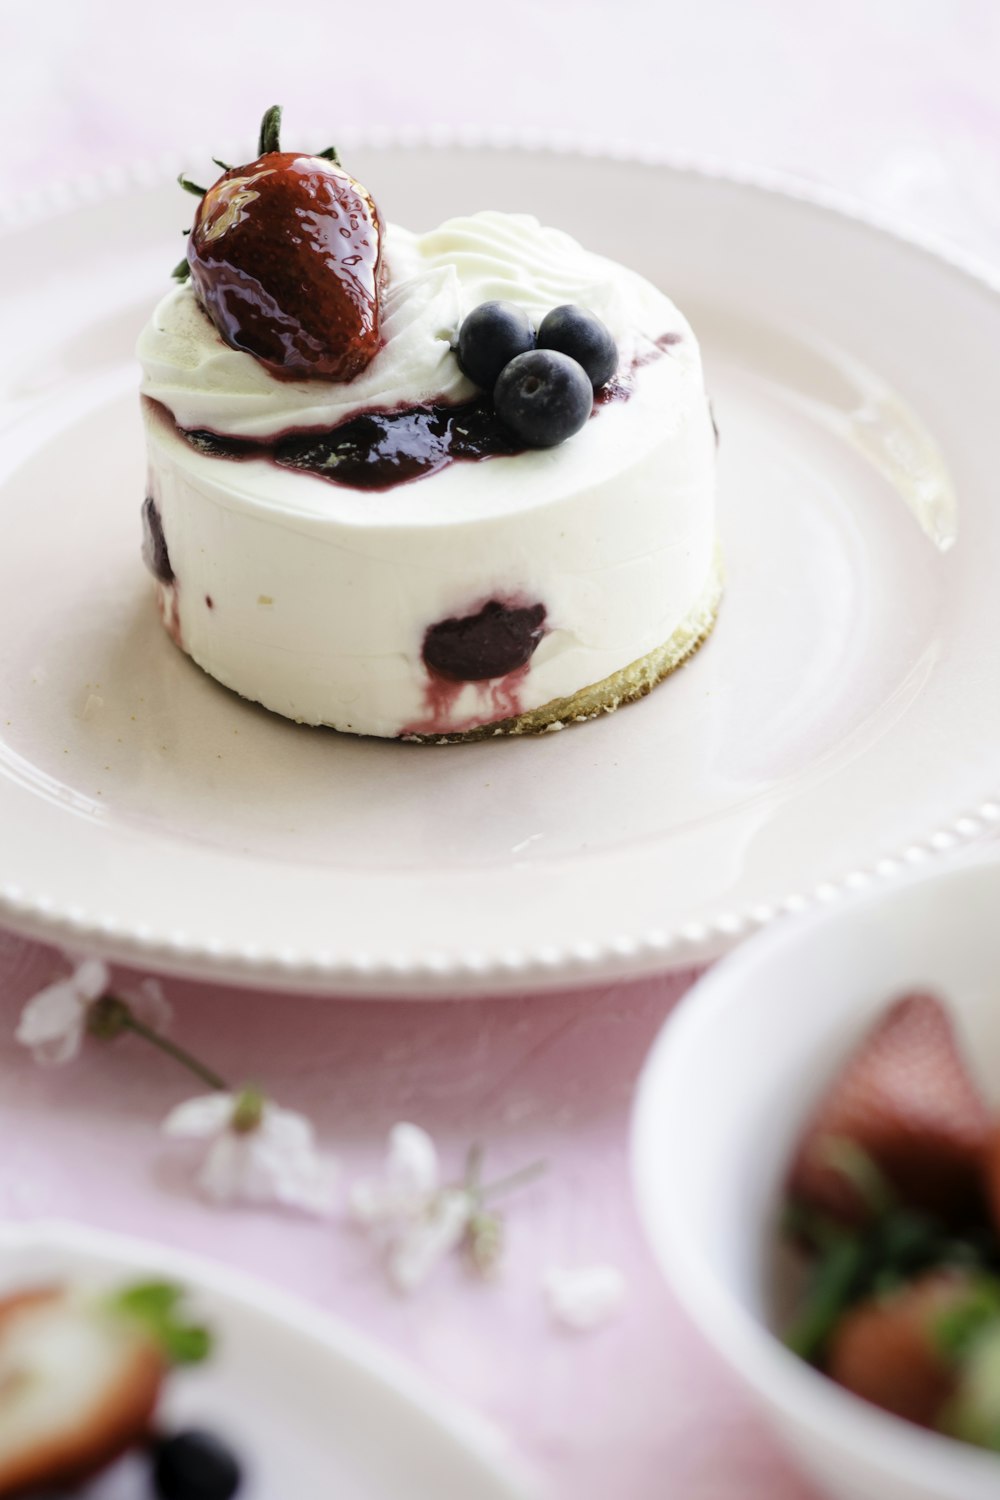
xmin=826 ymin=1269 xmax=971 ymax=1426
xmin=788 ymin=994 xmax=992 ymax=1228
xmin=184 ymin=106 xmax=384 ymax=382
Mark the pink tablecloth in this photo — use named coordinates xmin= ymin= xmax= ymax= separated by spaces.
xmin=3 ymin=3 xmax=999 ymax=1495
xmin=0 ymin=939 xmax=812 ymax=1498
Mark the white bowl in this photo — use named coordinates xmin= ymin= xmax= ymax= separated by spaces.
xmin=632 ymin=853 xmax=1000 ymax=1500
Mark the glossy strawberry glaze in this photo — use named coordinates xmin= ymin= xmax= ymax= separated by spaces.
xmin=189 ymin=153 xmax=384 ymax=382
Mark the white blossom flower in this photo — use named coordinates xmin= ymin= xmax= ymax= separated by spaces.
xmin=122 ymin=976 xmax=173 ymax=1033
xmin=350 ymin=1122 xmax=441 ymax=1230
xmin=387 ymin=1188 xmax=474 ymax=1293
xmin=350 ymin=1123 xmax=473 ymax=1291
xmin=163 ymin=1090 xmax=336 ymax=1216
xmin=15 ymin=958 xmax=173 ymax=1066
xmin=15 ymin=957 xmax=109 ymax=1064
xmin=543 ymin=1264 xmax=627 ymax=1331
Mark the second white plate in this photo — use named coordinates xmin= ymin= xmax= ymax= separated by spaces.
xmin=0 ymin=1220 xmax=538 ymax=1500
xmin=1 ymin=139 xmax=998 ymax=994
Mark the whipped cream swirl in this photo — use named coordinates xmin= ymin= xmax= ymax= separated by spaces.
xmin=138 ymin=211 xmax=679 ymax=439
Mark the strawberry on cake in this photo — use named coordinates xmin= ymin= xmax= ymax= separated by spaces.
xmin=138 ymin=107 xmax=720 ymax=742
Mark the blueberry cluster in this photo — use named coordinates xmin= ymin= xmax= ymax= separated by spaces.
xmin=456 ymin=301 xmax=618 ymax=448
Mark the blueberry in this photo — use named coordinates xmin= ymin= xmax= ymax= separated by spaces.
xmin=493 ymin=349 xmax=593 ymax=448
xmin=141 ymin=496 xmax=174 ymax=584
xmin=456 ymin=301 xmax=535 ymax=391
xmin=152 ymin=1429 xmax=242 ymax=1500
xmin=423 ymin=599 xmax=547 ymax=681
xmin=537 ymin=304 xmax=618 ymax=389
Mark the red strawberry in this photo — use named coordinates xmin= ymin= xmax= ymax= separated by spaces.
xmin=826 ymin=1269 xmax=971 ymax=1426
xmin=187 ymin=107 xmax=383 ymax=383
xmin=788 ymin=993 xmax=992 ymax=1228
xmin=981 ymin=1122 xmax=1000 ymax=1240
xmin=0 ymin=1285 xmax=165 ymax=1495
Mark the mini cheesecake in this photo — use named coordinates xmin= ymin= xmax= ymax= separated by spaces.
xmin=138 ymin=122 xmax=719 ymax=742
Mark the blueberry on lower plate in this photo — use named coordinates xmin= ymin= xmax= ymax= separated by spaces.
xmin=493 ymin=349 xmax=593 ymax=447
xmin=152 ymin=1429 xmax=242 ymax=1500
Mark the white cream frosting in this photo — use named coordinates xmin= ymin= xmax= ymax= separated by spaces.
xmin=138 ymin=210 xmax=718 ymax=738
xmin=139 ymin=211 xmax=681 ymax=439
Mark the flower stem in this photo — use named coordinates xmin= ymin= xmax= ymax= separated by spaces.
xmin=464 ymin=1142 xmax=484 ymax=1194
xmin=481 ymin=1160 xmax=547 ymax=1202
xmin=121 ymin=1015 xmax=228 ymax=1092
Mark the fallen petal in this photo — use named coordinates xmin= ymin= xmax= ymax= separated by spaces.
xmin=162 ymin=1093 xmax=235 ymax=1140
xmin=544 ymin=1265 xmax=626 ymax=1332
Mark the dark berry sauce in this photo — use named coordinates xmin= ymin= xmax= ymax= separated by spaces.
xmin=168 ymin=331 xmax=677 ymax=494
xmin=423 ymin=599 xmax=547 ymax=681
xmin=403 ymin=664 xmax=533 ymax=738
xmin=141 ymin=496 xmax=174 ymax=583
xmin=401 ymin=598 xmax=548 ymax=736
xmin=185 ymin=397 xmax=525 ymax=491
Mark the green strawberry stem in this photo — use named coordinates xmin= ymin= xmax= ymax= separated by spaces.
xmin=172 ymin=257 xmax=191 ymax=282
xmin=258 ymin=104 xmax=282 ymax=156
xmin=109 ymin=1281 xmax=213 ymax=1365
xmin=177 ymin=173 xmax=207 ymax=198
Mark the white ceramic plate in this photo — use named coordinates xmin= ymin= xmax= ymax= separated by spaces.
xmin=631 ymin=849 xmax=1000 ymax=1500
xmin=2 ymin=137 xmax=999 ymax=996
xmin=0 ymin=1219 xmax=539 ymax=1500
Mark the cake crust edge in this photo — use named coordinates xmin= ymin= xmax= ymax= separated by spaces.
xmin=400 ymin=544 xmax=725 ymax=745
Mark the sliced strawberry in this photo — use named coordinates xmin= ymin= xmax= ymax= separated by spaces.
xmin=826 ymin=1269 xmax=972 ymax=1425
xmin=0 ymin=1286 xmax=165 ymax=1495
xmin=788 ymin=993 xmax=992 ymax=1228
xmin=981 ymin=1122 xmax=1000 ymax=1242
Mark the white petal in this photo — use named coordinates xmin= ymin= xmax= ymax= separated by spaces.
xmin=543 ymin=1265 xmax=626 ymax=1332
xmin=195 ymin=1131 xmax=253 ymax=1202
xmin=15 ymin=982 xmax=87 ymax=1064
xmin=193 ymin=1114 xmax=336 ymax=1216
xmin=71 ymin=957 xmax=110 ymax=1002
xmin=269 ymin=1156 xmax=338 ymax=1216
xmin=258 ymin=1103 xmax=317 ymax=1152
xmin=388 ymin=1189 xmax=472 ymax=1293
xmin=162 ymin=1093 xmax=235 ymax=1140
xmin=126 ymin=977 xmax=173 ymax=1034
xmin=386 ymin=1122 xmax=439 ymax=1198
xmin=349 ymin=1122 xmax=439 ymax=1228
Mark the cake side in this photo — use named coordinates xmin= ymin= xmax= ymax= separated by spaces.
xmin=142 ymin=363 xmax=718 ymax=737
